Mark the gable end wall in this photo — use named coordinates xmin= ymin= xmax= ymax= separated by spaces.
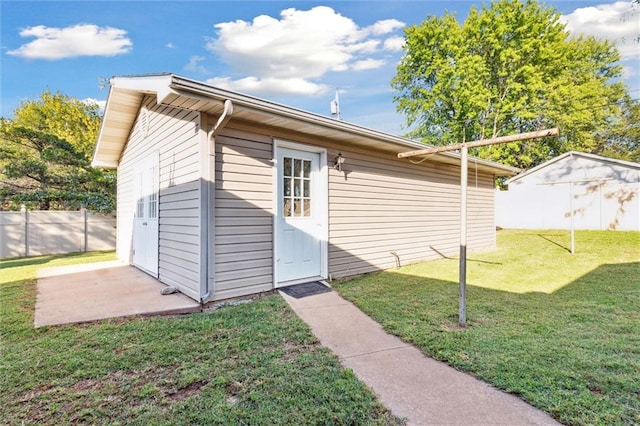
xmin=117 ymin=96 xmax=202 ymax=299
xmin=497 ymin=154 xmax=640 ymax=230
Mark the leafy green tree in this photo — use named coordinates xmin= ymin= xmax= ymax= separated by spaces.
xmin=597 ymin=98 xmax=640 ymax=162
xmin=392 ymin=0 xmax=631 ymax=170
xmin=9 ymin=91 xmax=102 ymax=158
xmin=0 ymin=91 xmax=115 ymax=212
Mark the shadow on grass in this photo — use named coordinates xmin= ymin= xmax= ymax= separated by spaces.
xmin=335 ymin=261 xmax=640 ymax=425
xmin=0 ymin=251 xmax=114 ymax=270
xmin=467 ymin=258 xmax=503 ymax=265
xmin=430 ymin=245 xmax=502 ymax=265
xmin=535 ymin=233 xmax=571 ymax=253
xmin=552 ymin=261 xmax=640 ymax=296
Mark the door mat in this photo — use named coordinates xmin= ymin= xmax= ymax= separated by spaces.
xmin=279 ymin=281 xmax=332 ymax=299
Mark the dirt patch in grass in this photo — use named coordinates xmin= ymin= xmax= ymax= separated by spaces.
xmin=437 ymin=321 xmax=469 ymax=332
xmin=589 ymin=386 xmax=603 ymax=396
xmin=167 ymin=379 xmax=209 ymax=400
xmin=279 ymin=339 xmax=321 ymax=361
xmin=226 ymin=380 xmax=243 ymax=396
xmin=70 ymin=378 xmax=101 ymax=392
xmin=14 ymin=368 xmax=190 ymax=423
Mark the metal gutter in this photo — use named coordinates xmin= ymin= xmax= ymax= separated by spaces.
xmin=92 ymin=73 xmax=519 ymax=176
xmin=168 ymin=74 xmax=519 ymax=176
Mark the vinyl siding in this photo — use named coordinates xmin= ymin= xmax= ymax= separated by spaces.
xmin=115 ymin=99 xmax=498 ymax=303
xmin=213 ymin=129 xmax=274 ymax=300
xmin=117 ymin=95 xmax=202 ymax=300
xmin=211 ymin=123 xmax=496 ymax=290
xmin=327 ymin=145 xmax=495 ymax=277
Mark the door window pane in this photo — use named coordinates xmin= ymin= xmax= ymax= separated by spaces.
xmin=283 ymin=156 xmax=312 ymax=218
xmin=294 ymin=179 xmax=301 ymax=197
xmin=294 ymin=159 xmax=302 ymax=177
xmin=148 ymin=166 xmax=157 ymax=218
xmin=284 ymin=157 xmax=292 ymax=177
xmin=284 ymin=178 xmax=292 ymax=196
xmin=136 ymin=199 xmax=144 ymax=218
xmin=283 ymin=199 xmax=292 ymax=217
xmin=148 ymin=196 xmax=157 ymax=218
xmin=136 ymin=172 xmax=144 ymax=218
xmin=303 ymin=160 xmax=310 ymax=178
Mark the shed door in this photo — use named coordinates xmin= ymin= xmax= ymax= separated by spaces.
xmin=133 ymin=153 xmax=159 ymax=277
xmin=276 ymin=147 xmax=326 ymax=285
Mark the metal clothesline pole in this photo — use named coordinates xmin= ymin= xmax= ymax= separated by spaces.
xmin=398 ymin=128 xmax=559 ymax=326
xmin=459 ymin=144 xmax=468 ymax=324
xmin=538 ymin=176 xmax=612 ymax=255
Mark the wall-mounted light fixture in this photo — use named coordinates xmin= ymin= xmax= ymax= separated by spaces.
xmin=334 ymin=152 xmax=345 ymax=172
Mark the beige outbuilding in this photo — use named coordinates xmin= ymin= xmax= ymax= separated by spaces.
xmin=92 ymin=73 xmax=517 ymax=303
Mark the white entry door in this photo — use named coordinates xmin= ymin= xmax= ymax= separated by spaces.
xmin=133 ymin=153 xmax=159 ymax=277
xmin=276 ymin=146 xmax=327 ymax=285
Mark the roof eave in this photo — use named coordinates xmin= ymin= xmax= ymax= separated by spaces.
xmin=169 ymin=75 xmax=518 ymax=176
xmin=92 ymin=75 xmax=178 ymax=168
xmin=91 ymin=84 xmax=120 ymax=169
xmin=92 ymin=73 xmax=519 ymax=176
xmin=506 ymin=150 xmax=640 ymax=184
xmin=169 ymin=75 xmax=425 ymax=147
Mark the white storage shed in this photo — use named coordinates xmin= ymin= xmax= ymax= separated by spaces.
xmin=496 ymin=151 xmax=640 ymax=231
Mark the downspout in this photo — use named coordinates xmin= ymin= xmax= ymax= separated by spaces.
xmin=201 ymin=99 xmax=233 ymax=303
xmin=212 ymin=99 xmax=234 ymax=136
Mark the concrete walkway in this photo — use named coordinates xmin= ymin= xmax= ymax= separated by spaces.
xmin=281 ymin=290 xmax=560 ymax=426
xmin=35 ymin=261 xmax=201 ymax=327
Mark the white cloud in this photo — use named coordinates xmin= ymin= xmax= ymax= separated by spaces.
xmin=207 ymin=76 xmax=328 ymax=96
xmin=206 ymin=6 xmax=405 ymax=95
xmin=560 ymin=1 xmax=640 ymax=60
xmin=351 ymin=58 xmax=386 ymax=71
xmin=166 ymin=42 xmax=176 ymax=49
xmin=368 ymin=19 xmax=405 ymax=35
xmin=82 ymin=98 xmax=106 ymax=113
xmin=185 ymin=55 xmax=208 ymax=73
xmin=7 ymin=24 xmax=132 ymax=60
xmin=383 ymin=36 xmax=405 ymax=52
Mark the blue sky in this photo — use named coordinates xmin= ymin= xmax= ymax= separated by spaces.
xmin=1 ymin=1 xmax=639 ymax=135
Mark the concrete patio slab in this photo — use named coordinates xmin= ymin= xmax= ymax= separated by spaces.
xmin=282 ymin=289 xmax=560 ymax=426
xmin=35 ymin=262 xmax=201 ymax=327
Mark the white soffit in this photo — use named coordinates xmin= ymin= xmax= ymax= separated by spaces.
xmin=92 ymin=74 xmax=518 ymax=176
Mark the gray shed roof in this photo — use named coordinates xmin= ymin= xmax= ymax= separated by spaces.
xmin=506 ymin=151 xmax=640 ymax=185
xmin=92 ymin=73 xmax=518 ymax=176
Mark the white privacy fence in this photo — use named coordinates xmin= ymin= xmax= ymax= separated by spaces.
xmin=0 ymin=208 xmax=116 ymax=259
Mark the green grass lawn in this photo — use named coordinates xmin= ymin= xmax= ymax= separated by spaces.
xmin=335 ymin=230 xmax=640 ymax=426
xmin=0 ymin=252 xmax=401 ymax=425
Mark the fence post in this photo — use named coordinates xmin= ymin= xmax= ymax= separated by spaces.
xmin=21 ymin=204 xmax=29 ymax=257
xmin=81 ymin=207 xmax=88 ymax=252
